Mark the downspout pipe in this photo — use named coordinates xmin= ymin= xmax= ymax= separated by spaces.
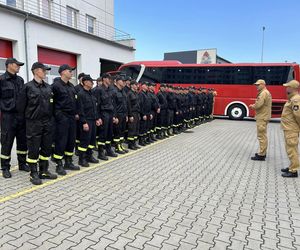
xmin=23 ymin=13 xmax=29 ymax=82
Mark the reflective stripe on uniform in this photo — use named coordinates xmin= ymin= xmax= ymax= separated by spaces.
xmin=0 ymin=154 xmax=10 ymax=159
xmin=105 ymin=141 xmax=111 ymax=144
xmin=64 ymin=151 xmax=73 ymax=156
xmin=53 ymin=154 xmax=63 ymax=160
xmin=75 ymin=140 xmax=80 ymax=143
xmin=16 ymin=150 xmax=27 ymax=155
xmin=39 ymin=155 xmax=49 ymax=161
xmin=88 ymin=145 xmax=95 ymax=149
xmin=78 ymin=147 xmax=87 ymax=152
xmin=27 ymin=158 xmax=38 ymax=163
xmin=98 ymin=142 xmax=105 ymax=146
xmin=127 ymin=137 xmax=135 ymax=141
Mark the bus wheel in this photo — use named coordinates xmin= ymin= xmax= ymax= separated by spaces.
xmin=228 ymin=104 xmax=246 ymax=120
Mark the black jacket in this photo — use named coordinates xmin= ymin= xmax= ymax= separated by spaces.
xmin=17 ymin=79 xmax=53 ymax=120
xmin=127 ymin=90 xmax=140 ymax=116
xmin=78 ymin=88 xmax=99 ymax=123
xmin=92 ymin=85 xmax=114 ymax=114
xmin=52 ymin=77 xmax=77 ymax=116
xmin=111 ymin=85 xmax=128 ymax=115
xmin=139 ymin=91 xmax=152 ymax=116
xmin=157 ymin=91 xmax=168 ymax=110
xmin=0 ymin=71 xmax=24 ymax=112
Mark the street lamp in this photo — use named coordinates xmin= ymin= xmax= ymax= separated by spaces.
xmin=261 ymin=26 xmax=265 ymax=63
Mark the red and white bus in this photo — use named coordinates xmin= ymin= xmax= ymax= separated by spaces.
xmin=113 ymin=60 xmax=300 ymax=119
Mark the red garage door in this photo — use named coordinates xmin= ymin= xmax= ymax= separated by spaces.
xmin=37 ymin=47 xmax=77 ymax=84
xmin=0 ymin=39 xmax=13 ymax=74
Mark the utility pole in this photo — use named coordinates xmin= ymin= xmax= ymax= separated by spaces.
xmin=261 ymin=26 xmax=265 ymax=63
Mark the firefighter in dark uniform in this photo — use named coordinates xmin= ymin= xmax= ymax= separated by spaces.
xmin=112 ymin=75 xmax=128 ymax=154
xmin=123 ymin=76 xmax=131 ymax=95
xmin=52 ymin=64 xmax=80 ymax=175
xmin=138 ymin=82 xmax=152 ymax=146
xmin=166 ymin=85 xmax=176 ymax=136
xmin=157 ymin=84 xmax=168 ymax=139
xmin=127 ymin=80 xmax=141 ymax=150
xmin=173 ymin=87 xmax=182 ymax=134
xmin=93 ymin=73 xmax=117 ymax=160
xmin=148 ymin=82 xmax=160 ymax=142
xmin=74 ymin=72 xmax=85 ymax=154
xmin=77 ymin=75 xmax=102 ymax=167
xmin=0 ymin=58 xmax=29 ymax=178
xmin=17 ymin=62 xmax=57 ymax=185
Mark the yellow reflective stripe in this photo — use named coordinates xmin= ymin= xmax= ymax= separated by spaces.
xmin=98 ymin=142 xmax=105 ymax=146
xmin=27 ymin=158 xmax=38 ymax=163
xmin=0 ymin=154 xmax=10 ymax=159
xmin=64 ymin=151 xmax=73 ymax=156
xmin=50 ymin=98 xmax=53 ymax=103
xmin=78 ymin=147 xmax=87 ymax=152
xmin=53 ymin=154 xmax=63 ymax=160
xmin=127 ymin=137 xmax=135 ymax=141
xmin=75 ymin=140 xmax=80 ymax=143
xmin=39 ymin=155 xmax=49 ymax=161
xmin=113 ymin=139 xmax=120 ymax=142
xmin=134 ymin=136 xmax=138 ymax=140
xmin=120 ymin=137 xmax=124 ymax=140
xmin=105 ymin=141 xmax=111 ymax=144
xmin=16 ymin=150 xmax=27 ymax=155
xmin=88 ymin=145 xmax=95 ymax=149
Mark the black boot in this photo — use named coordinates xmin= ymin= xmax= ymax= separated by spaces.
xmin=79 ymin=152 xmax=89 ymax=167
xmin=134 ymin=139 xmax=141 ymax=149
xmin=106 ymin=144 xmax=118 ymax=157
xmin=1 ymin=158 xmax=12 ymax=178
xmin=251 ymin=154 xmax=266 ymax=161
xmin=120 ymin=142 xmax=129 ymax=153
xmin=128 ymin=140 xmax=137 ymax=150
xmin=64 ymin=156 xmax=80 ymax=170
xmin=151 ymin=133 xmax=157 ymax=141
xmin=98 ymin=146 xmax=108 ymax=161
xmin=29 ymin=163 xmax=42 ymax=185
xmin=115 ymin=143 xmax=126 ymax=154
xmin=55 ymin=159 xmax=67 ymax=175
xmin=17 ymin=154 xmax=30 ymax=172
xmin=282 ymin=171 xmax=298 ymax=178
xmin=39 ymin=160 xmax=57 ymax=179
xmin=86 ymin=150 xmax=99 ymax=164
xmin=139 ymin=137 xmax=146 ymax=146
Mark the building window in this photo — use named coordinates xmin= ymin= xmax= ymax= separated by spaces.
xmin=67 ymin=6 xmax=78 ymax=28
xmin=6 ymin=0 xmax=16 ymax=7
xmin=86 ymin=15 xmax=95 ymax=34
xmin=40 ymin=0 xmax=51 ymax=19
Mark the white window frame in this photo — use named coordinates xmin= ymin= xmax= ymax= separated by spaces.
xmin=67 ymin=6 xmax=79 ymax=28
xmin=86 ymin=14 xmax=95 ymax=34
xmin=39 ymin=0 xmax=52 ymax=19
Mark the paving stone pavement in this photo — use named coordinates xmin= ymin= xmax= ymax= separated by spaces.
xmin=0 ymin=119 xmax=299 ymax=250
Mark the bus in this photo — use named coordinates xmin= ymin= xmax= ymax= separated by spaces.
xmin=112 ymin=60 xmax=300 ymax=119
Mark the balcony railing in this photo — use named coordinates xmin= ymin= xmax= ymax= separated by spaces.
xmin=0 ymin=0 xmax=133 ymax=45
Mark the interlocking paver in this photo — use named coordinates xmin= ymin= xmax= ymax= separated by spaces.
xmin=0 ymin=120 xmax=299 ymax=249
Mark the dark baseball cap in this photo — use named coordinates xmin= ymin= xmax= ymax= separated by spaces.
xmin=5 ymin=58 xmax=24 ymax=66
xmin=101 ymin=73 xmax=111 ymax=79
xmin=78 ymin=72 xmax=85 ymax=80
xmin=115 ymin=75 xmax=125 ymax=81
xmin=82 ymin=75 xmax=94 ymax=83
xmin=58 ymin=64 xmax=76 ymax=74
xmin=31 ymin=62 xmax=51 ymax=71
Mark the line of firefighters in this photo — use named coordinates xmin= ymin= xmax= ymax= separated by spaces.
xmin=0 ymin=58 xmax=216 ymax=185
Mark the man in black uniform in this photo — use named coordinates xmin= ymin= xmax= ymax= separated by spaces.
xmin=93 ymin=73 xmax=117 ymax=160
xmin=77 ymin=75 xmax=102 ymax=167
xmin=112 ymin=75 xmax=128 ymax=154
xmin=74 ymin=72 xmax=85 ymax=155
xmin=166 ymin=85 xmax=176 ymax=136
xmin=127 ymin=80 xmax=141 ymax=150
xmin=157 ymin=84 xmax=168 ymax=139
xmin=17 ymin=62 xmax=57 ymax=185
xmin=52 ymin=64 xmax=80 ymax=175
xmin=148 ymin=83 xmax=160 ymax=142
xmin=0 ymin=58 xmax=29 ymax=178
xmin=138 ymin=82 xmax=152 ymax=146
